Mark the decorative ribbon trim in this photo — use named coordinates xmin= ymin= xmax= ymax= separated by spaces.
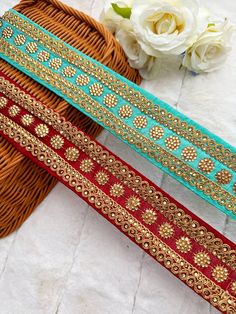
xmin=0 ymin=72 xmax=236 ymax=313
xmin=0 ymin=10 xmax=235 ymax=219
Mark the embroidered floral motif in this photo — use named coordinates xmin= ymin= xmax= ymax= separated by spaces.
xmin=142 ymin=209 xmax=157 ymax=225
xmin=126 ymin=196 xmax=141 ymax=211
xmin=159 ymin=223 xmax=174 ymax=239
xmin=176 ymin=237 xmax=192 ymax=253
xmin=21 ymin=114 xmax=34 ymax=126
xmin=118 ymin=105 xmax=133 ymax=118
xmin=212 ymin=266 xmax=229 ymax=283
xmin=8 ymin=105 xmax=20 ymax=117
xmin=95 ymin=171 xmax=109 ymax=185
xmin=110 ymin=183 xmax=124 ymax=197
xmin=50 ymin=135 xmax=64 ymax=149
xmin=65 ymin=147 xmax=79 ymax=161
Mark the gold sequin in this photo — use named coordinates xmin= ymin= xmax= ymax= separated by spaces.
xmin=126 ymin=196 xmax=141 ymax=211
xmin=198 ymin=158 xmax=214 ymax=174
xmin=62 ymin=66 xmax=76 ymax=77
xmin=0 ymin=96 xmax=7 ymax=109
xmin=80 ymin=159 xmax=94 ymax=173
xmin=26 ymin=42 xmax=38 ymax=53
xmin=176 ymin=237 xmax=192 ymax=253
xmin=49 ymin=58 xmax=62 ymax=70
xmin=212 ymin=266 xmax=228 ymax=283
xmin=76 ymin=74 xmax=90 ymax=86
xmin=35 ymin=124 xmax=49 ymax=138
xmin=110 ymin=183 xmax=124 ymax=197
xmin=8 ymin=105 xmax=20 ymax=117
xmin=14 ymin=34 xmax=26 ymax=46
xmin=231 ymin=281 xmax=236 ymax=294
xmin=21 ymin=114 xmax=34 ymax=126
xmin=215 ymin=169 xmax=232 ymax=185
xmin=159 ymin=223 xmax=174 ymax=239
xmin=193 ymin=252 xmax=211 ymax=268
xmin=2 ymin=27 xmax=13 ymax=38
xmin=50 ymin=135 xmax=64 ymax=149
xmin=103 ymin=94 xmax=118 ymax=108
xmin=181 ymin=146 xmax=197 ymax=161
xmin=165 ymin=136 xmax=180 ymax=151
xmin=37 ymin=51 xmax=50 ymax=62
xmin=65 ymin=147 xmax=79 ymax=161
xmin=133 ymin=116 xmax=147 ymax=129
xmin=142 ymin=209 xmax=157 ymax=225
xmin=118 ymin=105 xmax=133 ymax=118
xmin=149 ymin=126 xmax=164 ymax=140
xmin=89 ymin=83 xmax=103 ymax=96
xmin=95 ymin=171 xmax=109 ymax=185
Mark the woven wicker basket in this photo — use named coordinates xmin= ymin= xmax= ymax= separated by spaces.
xmin=0 ymin=0 xmax=141 ymax=237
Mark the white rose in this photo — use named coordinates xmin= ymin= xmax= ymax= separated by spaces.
xmin=101 ymin=0 xmax=133 ymax=33
xmin=116 ymin=20 xmax=160 ymax=79
xmin=182 ymin=19 xmax=234 ymax=73
xmin=130 ymin=0 xmax=208 ymax=56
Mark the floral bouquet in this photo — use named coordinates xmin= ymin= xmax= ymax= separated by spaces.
xmin=101 ymin=0 xmax=234 ymax=79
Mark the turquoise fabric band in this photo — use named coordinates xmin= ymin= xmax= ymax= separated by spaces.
xmin=0 ymin=9 xmax=235 ymax=218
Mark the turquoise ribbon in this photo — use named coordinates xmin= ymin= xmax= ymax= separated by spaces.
xmin=0 ymin=9 xmax=235 ymax=218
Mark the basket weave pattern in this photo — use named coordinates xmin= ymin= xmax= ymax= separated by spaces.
xmin=0 ymin=0 xmax=141 ymax=237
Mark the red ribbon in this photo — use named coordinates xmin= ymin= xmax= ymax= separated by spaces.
xmin=0 ymin=71 xmax=235 ymax=313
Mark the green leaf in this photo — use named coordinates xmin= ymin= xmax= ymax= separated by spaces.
xmin=207 ymin=23 xmax=215 ymax=28
xmin=111 ymin=3 xmax=131 ymax=19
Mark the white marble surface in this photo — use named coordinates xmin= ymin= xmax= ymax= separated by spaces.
xmin=0 ymin=1 xmax=236 ymax=313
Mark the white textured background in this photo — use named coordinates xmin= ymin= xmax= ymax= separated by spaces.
xmin=0 ymin=1 xmax=236 ymax=313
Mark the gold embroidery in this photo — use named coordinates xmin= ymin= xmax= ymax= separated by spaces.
xmin=149 ymin=126 xmax=164 ymax=140
xmin=159 ymin=223 xmax=174 ymax=239
xmin=95 ymin=171 xmax=109 ymax=185
xmin=50 ymin=135 xmax=64 ymax=149
xmin=80 ymin=159 xmax=94 ymax=173
xmin=193 ymin=252 xmax=211 ymax=268
xmin=3 ymin=10 xmax=234 ymax=172
xmin=76 ymin=74 xmax=90 ymax=86
xmin=49 ymin=58 xmax=62 ymax=70
xmin=176 ymin=237 xmax=192 ymax=253
xmin=110 ymin=183 xmax=124 ymax=197
xmin=8 ymin=105 xmax=20 ymax=117
xmin=37 ymin=50 xmax=50 ymax=62
xmin=35 ymin=124 xmax=49 ymax=138
xmin=118 ymin=105 xmax=133 ymax=118
xmin=142 ymin=209 xmax=157 ymax=225
xmin=21 ymin=114 xmax=34 ymax=126
xmin=215 ymin=169 xmax=232 ymax=185
xmin=165 ymin=136 xmax=180 ymax=151
xmin=14 ymin=34 xmax=25 ymax=46
xmin=198 ymin=158 xmax=214 ymax=173
xmin=26 ymin=42 xmax=38 ymax=54
xmin=133 ymin=116 xmax=147 ymax=129
xmin=89 ymin=83 xmax=103 ymax=96
xmin=1 ymin=41 xmax=234 ymax=215
xmin=0 ymin=96 xmax=7 ymax=109
xmin=0 ymin=76 xmax=235 ymax=271
xmin=232 ymin=281 xmax=236 ymax=294
xmin=65 ymin=147 xmax=79 ymax=161
xmin=0 ymin=114 xmax=235 ymax=312
xmin=212 ymin=266 xmax=229 ymax=283
xmin=2 ymin=26 xmax=13 ymax=38
xmin=181 ymin=146 xmax=197 ymax=161
xmin=62 ymin=66 xmax=76 ymax=77
xmin=103 ymin=94 xmax=118 ymax=108
xmin=126 ymin=196 xmax=141 ymax=211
